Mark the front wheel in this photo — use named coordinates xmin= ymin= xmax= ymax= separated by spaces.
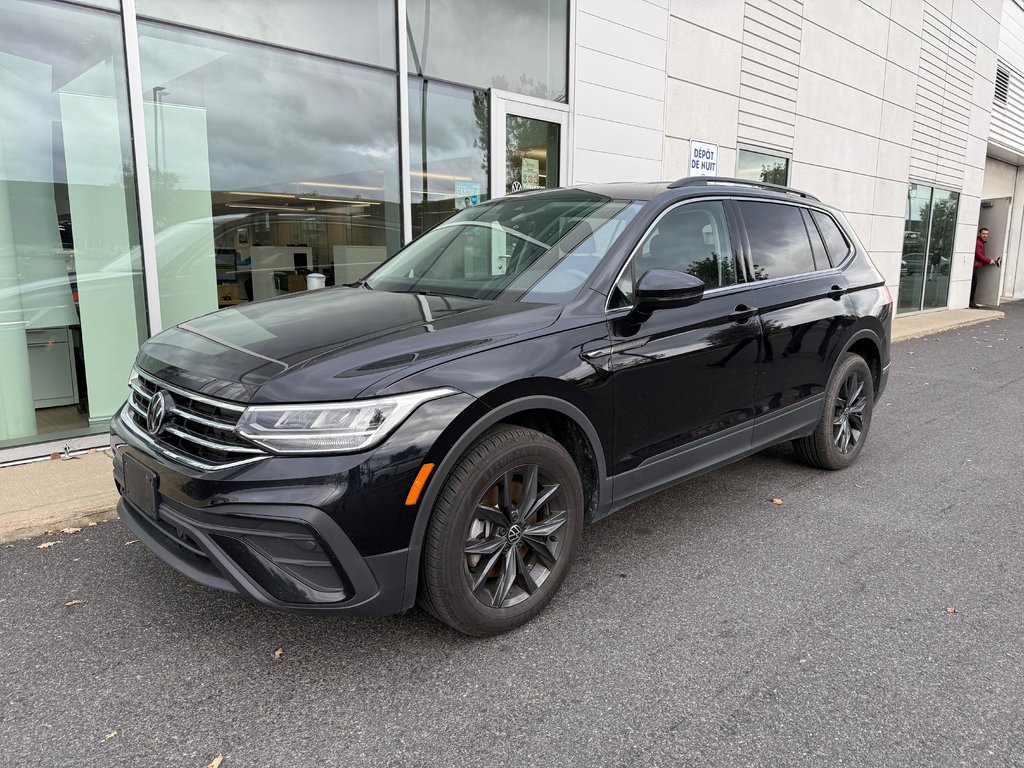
xmin=418 ymin=425 xmax=584 ymax=636
xmin=794 ymin=352 xmax=874 ymax=470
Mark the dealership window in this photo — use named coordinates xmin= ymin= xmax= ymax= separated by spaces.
xmin=407 ymin=0 xmax=569 ymax=101
xmin=898 ymin=183 xmax=958 ymax=314
xmin=136 ymin=22 xmax=402 ymax=329
xmin=135 ymin=0 xmax=395 ymax=68
xmin=409 ymin=79 xmax=490 ymax=238
xmin=0 ymin=0 xmax=147 ymax=449
xmin=737 ymin=148 xmax=790 ymax=186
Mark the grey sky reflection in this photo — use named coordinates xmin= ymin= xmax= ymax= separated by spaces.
xmin=139 ymin=24 xmax=399 ymax=197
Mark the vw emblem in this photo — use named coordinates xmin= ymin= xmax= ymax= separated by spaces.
xmin=507 ymin=524 xmax=523 ymax=544
xmin=146 ymin=390 xmax=175 ymax=436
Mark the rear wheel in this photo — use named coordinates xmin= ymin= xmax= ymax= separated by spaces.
xmin=794 ymin=352 xmax=874 ymax=470
xmin=418 ymin=425 xmax=583 ymax=636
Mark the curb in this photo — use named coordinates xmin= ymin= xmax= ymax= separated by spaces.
xmin=891 ymin=309 xmax=1004 ymax=343
xmin=1 ymin=506 xmax=119 ymax=545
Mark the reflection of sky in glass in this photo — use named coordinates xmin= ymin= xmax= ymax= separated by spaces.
xmin=136 ymin=0 xmax=395 ymax=68
xmin=740 ymin=202 xmax=814 ymax=278
xmin=409 ymin=78 xmax=488 ymax=201
xmin=408 ymin=0 xmax=568 ymax=101
xmin=737 ymin=150 xmax=788 ymax=181
xmin=139 ymin=23 xmax=399 ymax=197
xmin=1 ymin=0 xmax=122 ymax=185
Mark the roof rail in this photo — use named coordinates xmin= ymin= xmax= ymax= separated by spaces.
xmin=667 ymin=176 xmax=820 ymax=202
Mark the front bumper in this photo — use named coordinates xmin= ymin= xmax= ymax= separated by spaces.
xmin=115 ymin=492 xmax=407 ymax=615
xmin=110 ymin=392 xmax=475 ymax=616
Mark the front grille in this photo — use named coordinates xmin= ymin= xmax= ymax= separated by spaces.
xmin=123 ymin=370 xmax=267 ymax=471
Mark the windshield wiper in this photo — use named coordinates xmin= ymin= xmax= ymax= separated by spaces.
xmin=344 ymin=279 xmax=373 ymax=290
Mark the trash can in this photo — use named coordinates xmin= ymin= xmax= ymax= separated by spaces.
xmin=306 ymin=272 xmax=327 ymax=290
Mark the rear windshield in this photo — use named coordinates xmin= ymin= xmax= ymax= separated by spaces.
xmin=366 ymin=191 xmax=642 ymax=302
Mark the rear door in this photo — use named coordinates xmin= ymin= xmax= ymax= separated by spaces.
xmin=733 ymin=200 xmax=855 ymax=447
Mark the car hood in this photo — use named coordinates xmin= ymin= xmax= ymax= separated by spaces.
xmin=135 ymin=286 xmax=561 ymax=403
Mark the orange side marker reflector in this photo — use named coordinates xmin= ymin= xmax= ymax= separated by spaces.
xmin=405 ymin=463 xmax=435 ymax=506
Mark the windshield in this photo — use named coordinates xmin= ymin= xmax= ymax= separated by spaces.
xmin=365 ymin=191 xmax=642 ymax=302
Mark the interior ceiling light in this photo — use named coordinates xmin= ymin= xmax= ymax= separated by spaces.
xmin=226 ymin=191 xmax=296 ymax=199
xmin=297 ymin=197 xmax=372 ymax=206
xmin=297 ymin=181 xmax=383 ymax=192
xmin=225 ymin=203 xmax=314 ymax=212
xmin=410 ymin=171 xmax=473 ymax=181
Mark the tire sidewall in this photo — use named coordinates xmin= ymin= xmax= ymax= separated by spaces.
xmin=433 ymin=432 xmax=584 ymax=634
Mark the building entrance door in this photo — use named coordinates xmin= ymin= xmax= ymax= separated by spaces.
xmin=979 ymin=197 xmax=1010 ymax=306
xmin=489 ymin=90 xmax=569 ymax=198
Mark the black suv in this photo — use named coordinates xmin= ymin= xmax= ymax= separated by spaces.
xmin=111 ymin=178 xmax=891 ymax=635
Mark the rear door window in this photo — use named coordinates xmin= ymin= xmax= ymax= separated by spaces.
xmin=738 ymin=201 xmax=815 ymax=280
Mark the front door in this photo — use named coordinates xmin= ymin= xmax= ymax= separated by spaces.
xmin=607 ymin=200 xmax=762 ymax=506
xmin=489 ymin=90 xmax=568 ymax=198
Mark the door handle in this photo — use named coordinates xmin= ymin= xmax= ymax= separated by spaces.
xmin=730 ymin=304 xmax=758 ymax=322
xmin=827 ymin=284 xmax=844 ymax=300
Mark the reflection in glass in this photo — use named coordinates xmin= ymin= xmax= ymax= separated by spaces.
xmin=138 ymin=23 xmax=401 ymax=328
xmin=0 ymin=0 xmax=146 ymax=447
xmin=506 ymin=117 xmax=560 ymax=195
xmin=136 ymin=0 xmax=395 ymax=68
xmin=738 ymin=202 xmax=815 ymax=279
xmin=409 ymin=79 xmax=489 ymax=238
xmin=367 ymin=191 xmax=640 ymax=303
xmin=898 ymin=183 xmax=958 ymax=314
xmin=407 ymin=0 xmax=568 ymax=101
xmin=737 ymin=149 xmax=789 ymax=185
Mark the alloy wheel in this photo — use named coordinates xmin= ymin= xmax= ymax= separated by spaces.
xmin=832 ymin=371 xmax=867 ymax=454
xmin=462 ymin=464 xmax=568 ymax=609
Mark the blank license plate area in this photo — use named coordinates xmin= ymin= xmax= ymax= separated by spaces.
xmin=124 ymin=455 xmax=159 ymax=520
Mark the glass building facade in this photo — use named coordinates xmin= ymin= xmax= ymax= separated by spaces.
xmin=0 ymin=0 xmax=569 ymax=454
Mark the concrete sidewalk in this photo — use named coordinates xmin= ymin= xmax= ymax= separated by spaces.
xmin=0 ymin=305 xmax=1006 ymax=543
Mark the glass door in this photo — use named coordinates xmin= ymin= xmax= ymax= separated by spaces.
xmin=898 ymin=183 xmax=959 ymax=314
xmin=489 ymin=90 xmax=569 ymax=198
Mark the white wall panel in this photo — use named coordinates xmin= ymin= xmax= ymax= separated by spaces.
xmin=572 ymin=2 xmax=670 ymax=183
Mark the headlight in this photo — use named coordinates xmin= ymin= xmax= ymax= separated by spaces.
xmin=234 ymin=388 xmax=458 ymax=454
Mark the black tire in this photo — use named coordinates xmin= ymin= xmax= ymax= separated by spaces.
xmin=418 ymin=425 xmax=584 ymax=636
xmin=794 ymin=352 xmax=874 ymax=470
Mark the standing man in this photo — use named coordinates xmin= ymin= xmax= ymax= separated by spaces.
xmin=971 ymin=227 xmax=1000 ymax=308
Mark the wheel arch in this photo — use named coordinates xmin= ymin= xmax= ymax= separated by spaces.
xmin=399 ymin=393 xmax=610 ymax=611
xmin=838 ymin=325 xmax=885 ymax=400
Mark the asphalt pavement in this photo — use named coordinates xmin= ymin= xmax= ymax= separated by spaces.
xmin=2 ymin=304 xmax=1023 ymax=768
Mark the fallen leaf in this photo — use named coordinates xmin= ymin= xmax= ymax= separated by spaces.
xmin=37 ymin=541 xmax=60 ymax=549
xmin=104 ymin=730 xmax=117 ymax=741
xmin=87 ymin=521 xmax=98 ymax=527
xmin=946 ymin=607 xmax=958 ymax=614
xmin=45 ymin=529 xmax=60 ymax=536
xmin=124 ymin=540 xmax=139 ymax=546
xmin=61 ymin=527 xmax=82 ymax=535
xmin=273 ymin=647 xmax=284 ymax=661
xmin=208 ymin=755 xmax=224 ymax=768
xmin=771 ymin=498 xmax=784 ymax=505
xmin=65 ymin=599 xmax=86 ymax=607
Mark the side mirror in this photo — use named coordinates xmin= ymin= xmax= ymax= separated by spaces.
xmin=635 ymin=269 xmax=705 ymax=314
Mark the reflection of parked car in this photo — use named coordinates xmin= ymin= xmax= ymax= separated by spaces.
xmin=111 ymin=177 xmax=891 ymax=636
xmin=900 ymin=251 xmax=950 ymax=278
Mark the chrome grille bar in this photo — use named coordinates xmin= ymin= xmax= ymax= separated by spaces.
xmin=119 ymin=409 xmax=266 ymax=472
xmin=165 ymin=425 xmax=264 ymax=455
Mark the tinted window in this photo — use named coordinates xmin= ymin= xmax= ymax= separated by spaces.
xmin=739 ymin=202 xmax=815 ymax=280
xmin=638 ymin=202 xmax=737 ymax=288
xmin=812 ymin=211 xmax=852 ymax=265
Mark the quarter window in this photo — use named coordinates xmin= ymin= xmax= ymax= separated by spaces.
xmin=739 ymin=201 xmax=815 ymax=280
xmin=812 ymin=211 xmax=852 ymax=265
